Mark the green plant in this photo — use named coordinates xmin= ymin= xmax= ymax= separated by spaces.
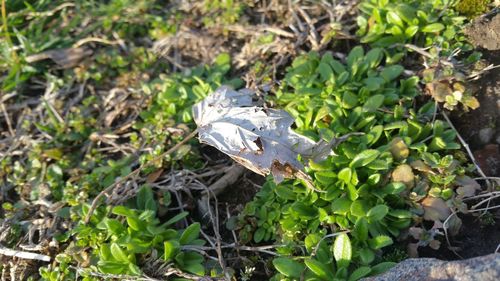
xmin=202 ymin=0 xmax=245 ymax=27
xmin=454 ymin=0 xmax=492 ymax=17
xmin=238 ymin=47 xmax=475 ymax=280
xmin=40 ymin=186 xmax=207 ymax=279
xmin=423 ymin=65 xmax=480 ymax=111
xmin=356 ymin=0 xmax=470 ymax=55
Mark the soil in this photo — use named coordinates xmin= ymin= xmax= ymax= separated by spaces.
xmin=419 ymin=212 xmax=500 ymax=260
xmin=453 ymin=13 xmax=500 ymax=177
xmin=431 ymin=11 xmax=500 ymax=261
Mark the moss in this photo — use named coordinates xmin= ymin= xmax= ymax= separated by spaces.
xmin=455 ymin=0 xmax=492 ymax=18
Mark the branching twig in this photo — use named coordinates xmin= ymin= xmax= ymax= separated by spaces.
xmin=442 ymin=212 xmax=463 ymax=259
xmin=84 ymin=129 xmax=198 ymax=223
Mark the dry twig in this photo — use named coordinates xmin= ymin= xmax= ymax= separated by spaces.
xmin=84 ymin=129 xmax=199 ymax=223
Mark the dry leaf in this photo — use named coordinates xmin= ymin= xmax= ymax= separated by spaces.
xmin=429 ymin=239 xmax=441 ymax=250
xmin=389 ymin=137 xmax=409 ymax=161
xmin=455 ymin=175 xmax=480 ymax=199
xmin=146 ymin=168 xmax=164 ymax=183
xmin=426 ymin=81 xmax=452 ymax=102
xmin=422 ymin=197 xmax=451 ymax=221
xmin=446 ymin=215 xmax=462 ymax=236
xmin=408 ymin=242 xmax=419 ymax=258
xmin=192 ymin=86 xmax=333 ymax=189
xmin=409 ymin=227 xmax=424 ymax=240
xmin=25 ymin=47 xmax=93 ymax=68
xmin=392 ymin=164 xmax=415 ymax=189
xmin=410 ymin=160 xmax=434 ymax=174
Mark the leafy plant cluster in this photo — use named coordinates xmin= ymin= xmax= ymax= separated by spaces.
xmin=1 ymin=0 xmax=180 ymax=91
xmin=237 ymin=45 xmax=478 ymax=280
xmin=201 ymin=0 xmax=246 ymax=27
xmin=357 ymin=0 xmax=471 ymax=53
xmin=356 ymin=0 xmax=486 ymax=112
xmin=40 ymin=187 xmax=206 ymax=280
xmin=2 ymin=2 xmax=241 ymax=278
xmin=1 ymin=0 xmax=492 ymax=280
xmin=33 ymin=57 xmax=241 ymax=279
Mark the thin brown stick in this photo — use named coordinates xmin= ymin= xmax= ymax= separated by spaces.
xmin=441 ymin=112 xmax=491 ymax=189
xmin=84 ymin=129 xmax=198 ymax=223
xmin=442 ymin=212 xmax=463 ymax=259
xmin=0 ymin=245 xmax=51 ymax=262
xmin=0 ymin=102 xmax=14 ymax=136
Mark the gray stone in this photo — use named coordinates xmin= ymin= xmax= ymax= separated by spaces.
xmin=479 ymin=127 xmax=494 ymax=144
xmin=362 ymin=253 xmax=500 ymax=281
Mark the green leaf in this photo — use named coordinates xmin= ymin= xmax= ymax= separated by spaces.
xmin=126 ymin=215 xmax=145 ymax=231
xmin=136 ymin=186 xmax=157 ymax=212
xmin=389 ymin=209 xmax=413 ymax=219
xmin=350 ymin=149 xmax=380 ymax=168
xmin=342 ymin=92 xmax=359 ymax=109
xmin=98 ymin=261 xmax=127 ymax=275
xmin=368 ymin=235 xmax=393 ymax=249
xmin=338 ymin=167 xmax=352 ymax=183
xmin=110 ymin=243 xmax=129 ymax=262
xmin=422 ymin=23 xmax=445 ymax=33
xmin=318 ymin=62 xmax=334 ymax=82
xmin=363 ymin=77 xmax=385 ymax=91
xmin=382 ymin=182 xmax=406 ymax=194
xmin=350 ymin=200 xmax=369 ymax=217
xmin=105 ymin=219 xmax=125 ymax=235
xmin=179 ymin=223 xmax=201 ymax=245
xmin=305 ymin=233 xmax=321 ymax=253
xmin=254 ymin=227 xmax=266 ymax=243
xmin=348 ymin=266 xmax=372 ymax=281
xmin=405 ymin=26 xmax=419 ymax=38
xmin=273 ymin=258 xmax=305 ymax=278
xmin=364 ymin=48 xmax=383 ymax=68
xmin=128 ymin=263 xmax=141 ymax=275
xmin=183 ymin=251 xmax=204 ymax=265
xmin=333 ymin=233 xmax=352 ymax=268
xmin=330 ymin=59 xmax=346 ymax=75
xmin=337 ymin=71 xmax=350 ymax=86
xmin=367 ymin=205 xmax=389 ymax=222
xmin=304 ymin=259 xmax=335 ymax=280
xmin=353 ymin=218 xmax=368 ymax=241
xmin=331 ymin=197 xmax=352 ymax=215
xmin=112 ymin=206 xmax=135 ymax=217
xmin=367 ymin=159 xmax=389 ymax=170
xmin=386 ymin=11 xmax=404 ymax=27
xmin=291 ymin=202 xmax=317 ymax=219
xmin=396 ymin=4 xmax=417 ymax=24
xmin=363 ymin=94 xmax=385 ymax=112
xmin=164 ymin=240 xmax=180 ymax=261
xmin=347 ymin=46 xmax=365 ymax=69
xmin=371 ymin=262 xmax=396 ymax=275
xmin=182 ymin=263 xmax=205 ymax=276
xmin=359 ymin=248 xmax=375 ymax=265
xmin=163 ymin=211 xmax=189 ymax=227
xmin=275 ymin=185 xmax=297 ymax=200
xmin=381 ymin=65 xmax=404 ymax=82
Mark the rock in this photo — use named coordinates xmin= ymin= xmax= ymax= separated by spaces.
xmin=479 ymin=127 xmax=494 ymax=144
xmin=362 ymin=253 xmax=500 ymax=281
